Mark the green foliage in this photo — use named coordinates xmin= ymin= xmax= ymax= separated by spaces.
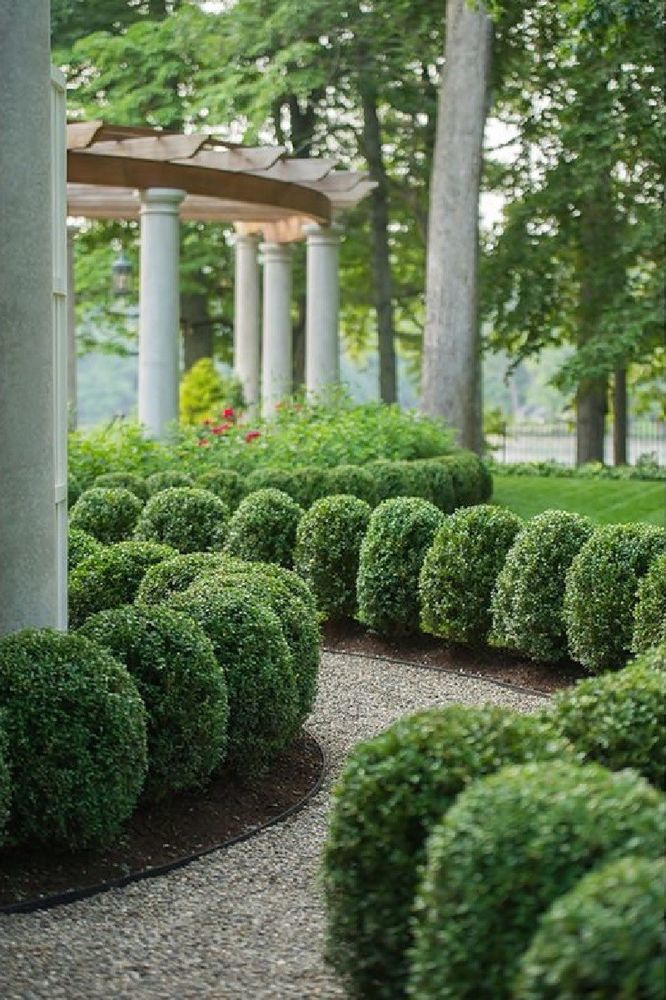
xmin=69 ymin=422 xmax=166 ymax=493
xmin=357 ymin=498 xmax=444 ymax=636
xmin=439 ymin=452 xmax=490 ymax=506
xmin=68 ymin=527 xmax=103 ymax=571
xmin=490 ymin=510 xmax=594 ymax=661
xmin=513 ymin=856 xmax=666 ymax=1000
xmin=321 ymin=465 xmax=377 ymax=506
xmin=69 ymin=540 xmax=175 ymax=628
xmin=145 ymin=470 xmax=194 ymax=496
xmin=420 ymin=505 xmax=523 ymax=644
xmin=633 ymin=552 xmax=666 ymax=653
xmin=563 ymin=523 xmax=666 ymax=672
xmin=94 ymin=470 xmax=148 ymax=500
xmin=196 ymin=468 xmax=246 ymax=511
xmin=550 ymin=656 xmax=666 ymax=788
xmin=410 ymin=460 xmax=457 ymax=512
xmin=245 ymin=466 xmax=310 ymax=504
xmin=224 ymin=488 xmax=304 ymax=568
xmin=168 ymin=576 xmax=299 ymax=774
xmin=0 ymin=629 xmax=147 ymax=849
xmin=179 ymin=358 xmax=244 ymax=426
xmin=0 ymin=717 xmax=10 ymax=848
xmin=408 ymin=761 xmax=666 ymax=1000
xmin=70 ymin=486 xmax=144 ymax=544
xmin=68 ymin=471 xmax=83 ymax=508
xmin=135 ymin=551 xmax=237 ymax=606
xmin=294 ymin=495 xmax=371 ymax=619
xmin=79 ymin=605 xmax=228 ymax=801
xmin=490 ymin=458 xmax=666 ymax=481
xmin=493 ymin=473 xmax=666 ymax=526
xmin=134 ymin=487 xmax=230 ymax=553
xmin=323 ymin=706 xmax=570 ymax=1000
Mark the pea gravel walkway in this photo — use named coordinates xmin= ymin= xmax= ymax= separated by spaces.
xmin=1 ymin=651 xmax=548 ymax=1000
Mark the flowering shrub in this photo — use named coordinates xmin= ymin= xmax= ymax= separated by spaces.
xmin=632 ymin=552 xmax=666 ymax=653
xmin=179 ymin=357 xmax=244 ymax=426
xmin=80 ymin=605 xmax=228 ymax=801
xmin=420 ymin=505 xmax=523 ymax=644
xmin=0 ymin=629 xmax=147 ymax=849
xmin=294 ymin=495 xmax=371 ymax=619
xmin=70 ymin=486 xmax=144 ymax=544
xmin=563 ymin=523 xmax=666 ymax=673
xmin=357 ymin=498 xmax=444 ymax=636
xmin=134 ymin=487 xmax=230 ymax=553
xmin=225 ymin=488 xmax=304 ymax=568
xmin=490 ymin=510 xmax=594 ymax=662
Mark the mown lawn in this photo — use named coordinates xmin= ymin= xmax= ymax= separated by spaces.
xmin=493 ymin=474 xmax=666 ymax=526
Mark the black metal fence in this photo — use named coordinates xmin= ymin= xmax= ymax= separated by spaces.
xmin=487 ymin=419 xmax=666 ymax=466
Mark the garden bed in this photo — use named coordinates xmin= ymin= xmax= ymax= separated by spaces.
xmin=0 ymin=732 xmax=323 ymax=913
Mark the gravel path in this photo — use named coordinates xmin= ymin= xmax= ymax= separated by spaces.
xmin=1 ymin=651 xmax=547 ymax=1000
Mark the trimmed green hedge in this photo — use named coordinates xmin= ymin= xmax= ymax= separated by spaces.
xmin=224 ymin=488 xmax=304 ymax=568
xmin=357 ymin=497 xmax=444 ymax=636
xmin=550 ymin=654 xmax=666 ymax=788
xmin=145 ymin=470 xmax=194 ymax=495
xmin=0 ymin=629 xmax=147 ymax=849
xmin=169 ymin=576 xmax=299 ymax=774
xmin=134 ymin=487 xmax=230 ymax=553
xmin=196 ymin=468 xmax=246 ymax=510
xmin=323 ymin=706 xmax=570 ymax=1000
xmin=80 ymin=605 xmax=228 ymax=801
xmin=490 ymin=510 xmax=594 ymax=662
xmin=513 ymin=856 xmax=666 ymax=1000
xmin=94 ymin=471 xmax=148 ymax=500
xmin=563 ymin=523 xmax=666 ymax=672
xmin=70 ymin=486 xmax=143 ymax=544
xmin=321 ymin=465 xmax=377 ymax=506
xmin=408 ymin=761 xmax=666 ymax=1000
xmin=420 ymin=505 xmax=523 ymax=644
xmin=68 ymin=527 xmax=103 ymax=571
xmin=294 ymin=495 xmax=371 ymax=619
xmin=0 ymin=716 xmax=10 ymax=848
xmin=69 ymin=540 xmax=175 ymax=628
xmin=633 ymin=551 xmax=666 ymax=653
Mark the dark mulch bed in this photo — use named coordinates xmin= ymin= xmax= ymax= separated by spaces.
xmin=0 ymin=732 xmax=323 ymax=912
xmin=322 ymin=621 xmax=587 ymax=695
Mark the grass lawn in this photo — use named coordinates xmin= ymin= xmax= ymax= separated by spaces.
xmin=493 ymin=474 xmax=666 ymax=526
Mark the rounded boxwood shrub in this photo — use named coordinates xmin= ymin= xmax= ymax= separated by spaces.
xmin=134 ymin=487 xmax=230 ymax=554
xmin=409 ymin=460 xmax=456 ymax=513
xmin=136 ymin=551 xmax=235 ymax=606
xmin=419 ymin=505 xmax=523 ymax=644
xmin=323 ymin=706 xmax=570 ymax=1000
xmin=196 ymin=468 xmax=246 ymax=511
xmin=357 ymin=497 xmax=444 ymax=636
xmin=70 ymin=486 xmax=144 ymax=544
xmin=68 ymin=471 xmax=83 ymax=508
xmin=68 ymin=527 xmax=103 ymax=571
xmin=224 ymin=488 xmax=304 ymax=568
xmin=513 ymin=856 xmax=666 ymax=1000
xmin=80 ymin=605 xmax=228 ymax=800
xmin=145 ymin=469 xmax=193 ymax=496
xmin=245 ymin=466 xmax=300 ymax=498
xmin=201 ymin=565 xmax=320 ymax=723
xmin=563 ymin=523 xmax=666 ymax=672
xmin=69 ymin=540 xmax=175 ymax=628
xmin=407 ymin=761 xmax=666 ymax=1000
xmin=294 ymin=494 xmax=371 ymax=619
xmin=94 ymin=471 xmax=148 ymax=500
xmin=0 ymin=715 xmax=10 ymax=848
xmin=0 ymin=629 xmax=147 ymax=849
xmin=490 ymin=510 xmax=594 ymax=662
xmin=550 ymin=655 xmax=666 ymax=788
xmin=168 ymin=576 xmax=299 ymax=774
xmin=321 ymin=465 xmax=376 ymax=506
xmin=438 ymin=451 xmax=487 ymax=506
xmin=633 ymin=551 xmax=666 ymax=653
xmin=367 ymin=459 xmax=421 ymax=504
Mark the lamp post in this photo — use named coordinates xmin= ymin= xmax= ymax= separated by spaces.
xmin=111 ymin=250 xmax=132 ymax=298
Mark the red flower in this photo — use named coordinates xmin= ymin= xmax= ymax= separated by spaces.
xmin=211 ymin=422 xmax=232 ymax=435
xmin=222 ymin=407 xmax=235 ymax=419
xmin=244 ymin=430 xmax=261 ymax=443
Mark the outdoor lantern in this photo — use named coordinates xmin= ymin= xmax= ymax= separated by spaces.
xmin=111 ymin=250 xmax=132 ymax=297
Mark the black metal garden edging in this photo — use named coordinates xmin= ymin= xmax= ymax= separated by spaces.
xmin=0 ymin=731 xmax=327 ymax=917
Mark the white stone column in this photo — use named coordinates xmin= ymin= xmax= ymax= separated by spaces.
xmin=66 ymin=225 xmax=78 ymax=430
xmin=138 ymin=187 xmax=185 ymax=438
xmin=305 ymin=223 xmax=341 ymax=396
xmin=260 ymin=242 xmax=293 ymax=417
xmin=233 ymin=232 xmax=261 ymax=409
xmin=0 ymin=1 xmax=58 ymax=633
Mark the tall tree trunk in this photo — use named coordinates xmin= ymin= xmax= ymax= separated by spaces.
xmin=181 ymin=291 xmax=213 ymax=371
xmin=613 ymin=366 xmax=628 ymax=465
xmin=359 ymin=82 xmax=397 ymax=404
xmin=420 ymin=0 xmax=493 ymax=452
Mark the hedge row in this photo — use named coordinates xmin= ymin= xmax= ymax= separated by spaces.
xmin=323 ymin=647 xmax=666 ymax=999
xmin=0 ymin=553 xmax=320 ymax=851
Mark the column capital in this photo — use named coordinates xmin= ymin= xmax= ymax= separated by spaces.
xmin=233 ymin=231 xmax=261 ymax=249
xmin=139 ymin=187 xmax=186 ymax=212
xmin=259 ymin=241 xmax=294 ymax=265
xmin=303 ymin=221 xmax=343 ymax=244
